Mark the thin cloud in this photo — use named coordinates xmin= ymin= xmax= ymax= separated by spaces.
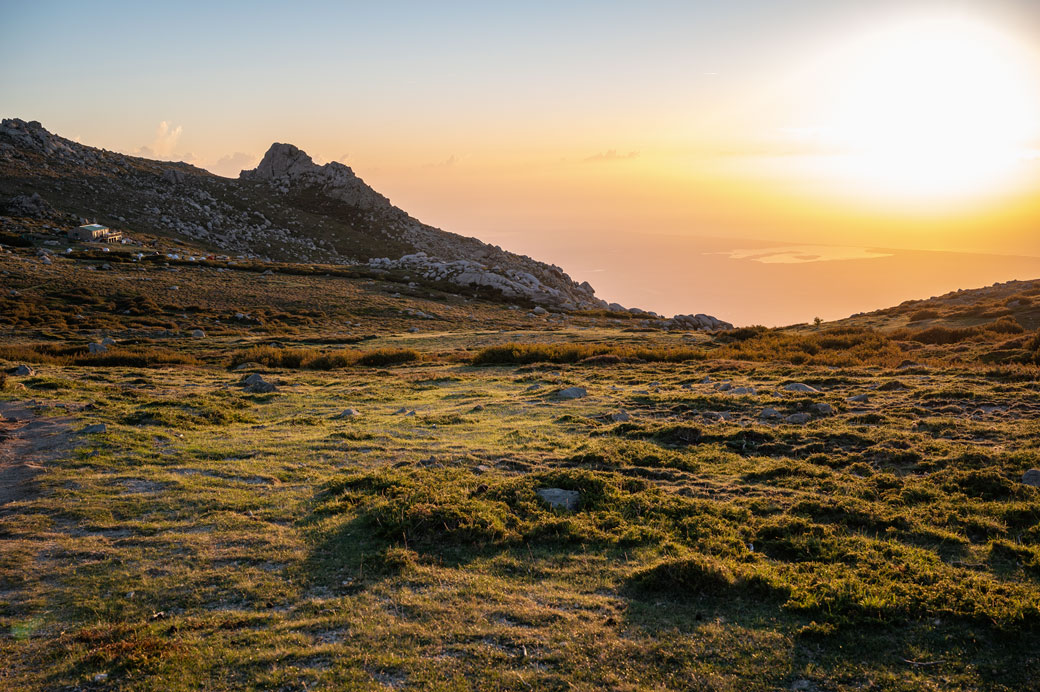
xmin=584 ymin=149 xmax=639 ymax=163
xmin=134 ymin=121 xmax=185 ymax=161
xmin=209 ymin=152 xmax=259 ymax=178
xmin=422 ymin=154 xmax=459 ymax=169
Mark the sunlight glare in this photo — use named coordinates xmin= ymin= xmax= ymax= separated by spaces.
xmin=815 ymin=15 xmax=1039 ymax=200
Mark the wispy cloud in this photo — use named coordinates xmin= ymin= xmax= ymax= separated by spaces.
xmin=209 ymin=152 xmax=259 ymax=178
xmin=584 ymin=149 xmax=639 ymax=163
xmin=134 ymin=121 xmax=185 ymax=161
xmin=422 ymin=154 xmax=459 ymax=169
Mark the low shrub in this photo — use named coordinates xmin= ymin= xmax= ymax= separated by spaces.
xmin=229 ymin=346 xmax=418 ymax=370
xmin=471 ymin=342 xmax=704 ymax=365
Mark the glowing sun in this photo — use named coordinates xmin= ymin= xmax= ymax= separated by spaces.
xmin=815 ymin=15 xmax=1039 ymax=201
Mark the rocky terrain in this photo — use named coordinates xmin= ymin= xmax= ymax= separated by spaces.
xmin=0 ymin=118 xmax=733 ymax=323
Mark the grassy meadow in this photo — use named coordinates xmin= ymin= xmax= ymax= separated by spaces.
xmin=1 ymin=244 xmax=1039 ymax=690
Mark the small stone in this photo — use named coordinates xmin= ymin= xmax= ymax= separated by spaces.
xmin=470 ymin=404 xmax=486 ymax=412
xmin=847 ymin=394 xmax=870 ymax=403
xmin=101 ymin=337 xmax=116 ymax=346
xmin=532 ymin=306 xmax=548 ymax=315
xmin=191 ymin=329 xmax=206 ymax=338
xmin=784 ymin=412 xmax=812 ymax=424
xmin=759 ymin=407 xmax=781 ymax=419
xmin=83 ymin=423 xmax=107 ymax=434
xmin=94 ymin=673 xmax=109 ymax=683
xmin=1023 ymin=469 xmax=1040 ymax=487
xmin=610 ymin=410 xmax=631 ymax=422
xmin=729 ymin=386 xmax=756 ymax=395
xmin=11 ymin=364 xmax=35 ymax=376
xmin=783 ymin=383 xmax=819 ymax=393
xmin=88 ymin=342 xmax=107 ymax=354
xmin=336 ymin=408 xmax=360 ymax=418
xmin=536 ymin=488 xmax=580 ymax=511
xmin=556 ymin=386 xmax=587 ymax=400
xmin=812 ymin=403 xmax=835 ymax=415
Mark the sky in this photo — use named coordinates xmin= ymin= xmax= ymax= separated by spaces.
xmin=3 ymin=1 xmax=1040 ymax=322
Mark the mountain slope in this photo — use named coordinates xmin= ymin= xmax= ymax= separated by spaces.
xmin=2 ymin=117 xmax=717 ymax=317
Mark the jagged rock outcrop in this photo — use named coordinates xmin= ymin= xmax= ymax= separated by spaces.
xmin=368 ymin=252 xmax=604 ymax=309
xmin=241 ymin=143 xmax=391 ymax=210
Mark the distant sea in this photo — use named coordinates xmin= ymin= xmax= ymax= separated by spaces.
xmin=481 ymin=231 xmax=1040 ymax=327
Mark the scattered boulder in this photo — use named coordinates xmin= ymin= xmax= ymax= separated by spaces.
xmin=847 ymin=394 xmax=870 ymax=404
xmin=812 ymin=403 xmax=835 ymax=416
xmin=11 ymin=364 xmax=34 ymax=376
xmin=759 ymin=408 xmax=781 ymax=419
xmin=536 ymin=488 xmax=581 ymax=512
xmin=556 ymin=386 xmax=587 ymax=400
xmin=100 ymin=337 xmax=116 ymax=347
xmin=335 ymin=408 xmax=360 ymax=419
xmin=1023 ymin=469 xmax=1040 ymax=488
xmin=240 ymin=373 xmax=276 ymax=393
xmin=88 ymin=342 xmax=107 ymax=354
xmin=191 ymin=329 xmax=206 ymax=338
xmin=83 ymin=423 xmax=107 ymax=434
xmin=729 ymin=386 xmax=756 ymax=395
xmin=784 ymin=412 xmax=812 ymax=425
xmin=532 ymin=306 xmax=548 ymax=315
xmin=783 ymin=383 xmax=819 ymax=393
xmin=610 ymin=410 xmax=631 ymax=422
xmin=878 ymin=380 xmax=911 ymax=391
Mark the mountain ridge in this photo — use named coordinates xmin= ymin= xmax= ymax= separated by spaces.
xmin=1 ymin=117 xmax=733 ymax=327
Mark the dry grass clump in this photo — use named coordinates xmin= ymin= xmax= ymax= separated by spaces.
xmin=471 ymin=342 xmax=704 ymax=365
xmin=712 ymin=326 xmax=903 ymax=366
xmin=229 ymin=345 xmax=419 ymax=370
xmin=0 ymin=343 xmax=198 ymax=367
xmin=892 ymin=316 xmax=1025 ymax=345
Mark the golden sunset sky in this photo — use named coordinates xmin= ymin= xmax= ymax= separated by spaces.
xmin=3 ymin=1 xmax=1040 ymax=322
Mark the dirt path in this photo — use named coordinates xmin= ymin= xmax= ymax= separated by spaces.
xmin=0 ymin=401 xmax=77 ymax=509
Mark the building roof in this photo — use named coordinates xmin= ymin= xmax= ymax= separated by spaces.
xmin=77 ymin=224 xmax=109 ymax=231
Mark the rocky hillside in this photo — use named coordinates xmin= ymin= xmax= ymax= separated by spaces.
xmin=0 ymin=118 xmax=730 ymax=319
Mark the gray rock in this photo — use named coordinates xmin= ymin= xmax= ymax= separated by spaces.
xmin=759 ymin=407 xmax=781 ymax=419
xmin=11 ymin=364 xmax=35 ymax=376
xmin=101 ymin=337 xmax=116 ymax=346
xmin=729 ymin=386 xmax=756 ymax=395
xmin=556 ymin=386 xmax=587 ymax=400
xmin=610 ymin=410 xmax=631 ymax=422
xmin=784 ymin=412 xmax=812 ymax=424
xmin=1023 ymin=469 xmax=1040 ymax=487
xmin=783 ymin=383 xmax=819 ymax=393
xmin=335 ymin=408 xmax=360 ymax=418
xmin=83 ymin=423 xmax=107 ymax=434
xmin=536 ymin=488 xmax=581 ymax=512
xmin=241 ymin=374 xmax=276 ymax=393
xmin=847 ymin=394 xmax=870 ymax=403
xmin=88 ymin=342 xmax=107 ymax=354
xmin=191 ymin=329 xmax=206 ymax=338
xmin=532 ymin=306 xmax=548 ymax=315
xmin=812 ymin=403 xmax=835 ymax=415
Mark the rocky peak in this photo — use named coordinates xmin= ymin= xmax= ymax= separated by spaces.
xmin=241 ymin=142 xmax=319 ymax=181
xmin=241 ymin=142 xmax=391 ymax=210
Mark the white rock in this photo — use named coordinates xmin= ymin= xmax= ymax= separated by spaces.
xmin=556 ymin=387 xmax=587 ymax=400
xmin=536 ymin=488 xmax=580 ymax=512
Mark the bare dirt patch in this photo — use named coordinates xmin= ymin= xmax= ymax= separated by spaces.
xmin=0 ymin=401 xmax=76 ymax=508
